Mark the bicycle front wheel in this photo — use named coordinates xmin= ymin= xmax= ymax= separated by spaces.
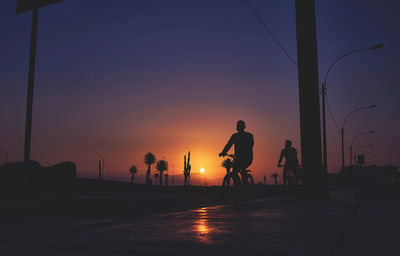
xmin=223 ymin=173 xmax=240 ymax=187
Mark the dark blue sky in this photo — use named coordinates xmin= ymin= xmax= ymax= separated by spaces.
xmin=0 ymin=0 xmax=399 ymax=181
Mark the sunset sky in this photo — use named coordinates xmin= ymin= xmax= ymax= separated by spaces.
xmin=1 ymin=0 xmax=399 ymax=184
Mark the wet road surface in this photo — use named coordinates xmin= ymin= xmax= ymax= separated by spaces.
xmin=1 ymin=189 xmax=399 ymax=255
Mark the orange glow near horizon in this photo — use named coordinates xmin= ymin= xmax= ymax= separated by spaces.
xmin=8 ymin=84 xmax=302 ymax=185
xmin=26 ymin=99 xmax=300 ymax=185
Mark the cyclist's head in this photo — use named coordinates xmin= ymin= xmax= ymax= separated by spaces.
xmin=285 ymin=140 xmax=292 ymax=148
xmin=236 ymin=120 xmax=246 ymax=132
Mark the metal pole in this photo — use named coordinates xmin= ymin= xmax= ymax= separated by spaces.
xmin=295 ymin=0 xmax=325 ymax=197
xmin=102 ymin=159 xmax=104 ymax=179
xmin=172 ymin=164 xmax=175 ymax=185
xmin=98 ymin=160 xmax=102 ymax=180
xmin=350 ymin=145 xmax=352 ymax=166
xmin=24 ymin=9 xmax=39 ymax=162
xmin=321 ymin=82 xmax=327 ymax=179
xmin=341 ymin=127 xmax=345 ymax=170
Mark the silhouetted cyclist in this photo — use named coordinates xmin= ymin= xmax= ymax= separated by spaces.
xmin=277 ymin=140 xmax=299 ymax=185
xmin=219 ymin=120 xmax=254 ymax=178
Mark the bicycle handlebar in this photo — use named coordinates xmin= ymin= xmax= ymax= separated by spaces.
xmin=219 ymin=153 xmax=235 ymax=158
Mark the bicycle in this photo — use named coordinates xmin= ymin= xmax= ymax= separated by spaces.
xmin=221 ymin=154 xmax=254 ymax=187
xmin=279 ymin=164 xmax=301 ymax=198
xmin=279 ymin=165 xmax=299 ymax=186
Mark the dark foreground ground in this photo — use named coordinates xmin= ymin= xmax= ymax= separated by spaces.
xmin=0 ymin=181 xmax=399 ymax=255
xmin=0 ymin=178 xmax=284 ymax=218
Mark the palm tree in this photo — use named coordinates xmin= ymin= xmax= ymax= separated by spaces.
xmin=156 ymin=160 xmax=168 ymax=186
xmin=221 ymin=158 xmax=233 ymax=174
xmin=144 ymin=152 xmax=156 ymax=185
xmin=129 ymin=165 xmax=138 ymax=183
xmin=271 ymin=173 xmax=279 ymax=185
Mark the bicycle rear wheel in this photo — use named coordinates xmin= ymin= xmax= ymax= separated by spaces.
xmin=246 ymin=174 xmax=254 ymax=185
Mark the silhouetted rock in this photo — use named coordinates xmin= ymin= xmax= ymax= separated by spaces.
xmin=0 ymin=161 xmax=76 ymax=198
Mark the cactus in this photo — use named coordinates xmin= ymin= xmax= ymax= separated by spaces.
xmin=183 ymin=151 xmax=191 ymax=186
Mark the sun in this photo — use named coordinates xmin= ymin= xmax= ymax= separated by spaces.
xmin=200 ymin=168 xmax=205 ymax=173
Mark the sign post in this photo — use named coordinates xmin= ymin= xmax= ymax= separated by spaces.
xmin=17 ymin=0 xmax=63 ymax=161
xmin=357 ymin=155 xmax=365 ymax=166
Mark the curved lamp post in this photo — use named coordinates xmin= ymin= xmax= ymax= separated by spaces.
xmin=341 ymin=105 xmax=376 ymax=169
xmin=321 ymin=44 xmax=383 ymax=174
xmin=349 ymin=131 xmax=374 ymax=165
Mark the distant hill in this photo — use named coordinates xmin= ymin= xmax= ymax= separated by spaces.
xmin=164 ymin=173 xmax=214 ymax=186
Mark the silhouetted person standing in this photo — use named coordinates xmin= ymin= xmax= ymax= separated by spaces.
xmin=277 ymin=140 xmax=299 ymax=185
xmin=219 ymin=120 xmax=254 ymax=176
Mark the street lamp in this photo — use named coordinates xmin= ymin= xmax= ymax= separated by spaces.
xmin=349 ymin=131 xmax=374 ymax=165
xmin=0 ymin=149 xmax=8 ymax=163
xmin=97 ymin=154 xmax=104 ymax=180
xmin=17 ymin=0 xmax=64 ymax=161
xmin=171 ymin=164 xmax=175 ymax=186
xmin=341 ymin=105 xmax=376 ymax=170
xmin=321 ymin=44 xmax=383 ymax=174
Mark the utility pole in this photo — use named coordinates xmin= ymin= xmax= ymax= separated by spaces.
xmin=294 ymin=0 xmax=326 ymax=199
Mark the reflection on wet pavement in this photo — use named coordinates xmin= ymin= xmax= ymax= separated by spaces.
xmin=1 ymin=195 xmax=361 ymax=255
xmin=193 ymin=207 xmax=212 ymax=243
xmin=98 ymin=198 xmax=294 ymax=251
xmin=46 ymin=198 xmax=294 ymax=254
